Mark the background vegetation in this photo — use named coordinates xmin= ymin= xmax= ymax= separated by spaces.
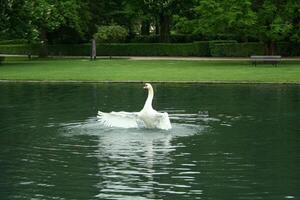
xmin=1 ymin=0 xmax=300 ymax=56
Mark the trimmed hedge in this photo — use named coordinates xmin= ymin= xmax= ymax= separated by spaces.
xmin=277 ymin=42 xmax=300 ymax=56
xmin=0 ymin=44 xmax=90 ymax=56
xmin=209 ymin=40 xmax=237 ymax=48
xmin=96 ymin=42 xmax=209 ymax=56
xmin=210 ymin=42 xmax=300 ymax=57
xmin=1 ymin=41 xmax=300 ymax=57
xmin=0 ymin=42 xmax=210 ymax=57
xmin=47 ymin=44 xmax=91 ymax=56
xmin=131 ymin=34 xmax=203 ymax=43
xmin=194 ymin=41 xmax=210 ymax=56
xmin=0 ymin=39 xmax=27 ymax=45
xmin=0 ymin=56 xmax=5 ymax=64
xmin=210 ymin=42 xmax=265 ymax=57
xmin=0 ymin=44 xmax=39 ymax=55
xmin=130 ymin=35 xmax=160 ymax=43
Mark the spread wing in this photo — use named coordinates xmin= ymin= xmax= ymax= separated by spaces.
xmin=155 ymin=112 xmax=172 ymax=130
xmin=97 ymin=111 xmax=144 ymax=128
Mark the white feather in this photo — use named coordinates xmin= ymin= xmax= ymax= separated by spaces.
xmin=97 ymin=111 xmax=144 ymax=128
xmin=97 ymin=83 xmax=172 ymax=130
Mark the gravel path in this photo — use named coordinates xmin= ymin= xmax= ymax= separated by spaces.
xmin=1 ymin=54 xmax=300 ymax=61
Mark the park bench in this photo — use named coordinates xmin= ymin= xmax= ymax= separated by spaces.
xmin=250 ymin=55 xmax=281 ymax=66
xmin=0 ymin=56 xmax=5 ymax=64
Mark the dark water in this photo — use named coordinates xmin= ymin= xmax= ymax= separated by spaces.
xmin=0 ymin=83 xmax=300 ymax=200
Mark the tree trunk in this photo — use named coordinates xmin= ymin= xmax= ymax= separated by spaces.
xmin=141 ymin=20 xmax=150 ymax=35
xmin=127 ymin=22 xmax=134 ymax=40
xmin=159 ymin=13 xmax=171 ymax=43
xmin=39 ymin=29 xmax=48 ymax=57
xmin=265 ymin=41 xmax=276 ymax=55
xmin=155 ymin=19 xmax=160 ymax=35
xmin=270 ymin=41 xmax=276 ymax=55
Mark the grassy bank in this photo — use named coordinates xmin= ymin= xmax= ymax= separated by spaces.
xmin=1 ymin=57 xmax=300 ymax=83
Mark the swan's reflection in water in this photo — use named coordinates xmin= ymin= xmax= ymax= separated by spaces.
xmin=95 ymin=130 xmax=173 ymax=200
xmin=63 ymin=113 xmax=209 ymax=200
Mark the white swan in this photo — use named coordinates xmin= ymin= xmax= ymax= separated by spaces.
xmin=97 ymin=83 xmax=172 ymax=130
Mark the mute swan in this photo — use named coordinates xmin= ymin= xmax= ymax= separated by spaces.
xmin=97 ymin=83 xmax=172 ymax=130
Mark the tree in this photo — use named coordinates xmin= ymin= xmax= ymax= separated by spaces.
xmin=0 ymin=0 xmax=33 ymax=40
xmin=0 ymin=0 xmax=11 ymax=39
xmin=18 ymin=0 xmax=90 ymax=56
xmin=144 ymin=0 xmax=195 ymax=42
xmin=94 ymin=25 xmax=128 ymax=43
xmin=186 ymin=0 xmax=256 ymax=41
xmin=25 ymin=0 xmax=90 ymax=43
xmin=47 ymin=1 xmax=91 ymax=44
xmin=289 ymin=2 xmax=300 ymax=43
xmin=93 ymin=25 xmax=128 ymax=59
xmin=254 ymin=0 xmax=293 ymax=54
xmin=2 ymin=0 xmax=300 ymax=50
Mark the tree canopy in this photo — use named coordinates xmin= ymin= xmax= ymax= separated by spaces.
xmin=1 ymin=0 xmax=300 ymax=50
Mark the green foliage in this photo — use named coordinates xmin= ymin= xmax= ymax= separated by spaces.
xmin=2 ymin=40 xmax=300 ymax=57
xmin=0 ymin=56 xmax=4 ymax=64
xmin=0 ymin=44 xmax=90 ymax=56
xmin=0 ymin=0 xmax=11 ymax=38
xmin=130 ymin=35 xmax=160 ymax=43
xmin=0 ymin=39 xmax=28 ymax=45
xmin=0 ymin=0 xmax=32 ymax=40
xmin=256 ymin=1 xmax=293 ymax=43
xmin=287 ymin=1 xmax=300 ymax=43
xmin=209 ymin=40 xmax=237 ymax=47
xmin=103 ymin=41 xmax=209 ymax=56
xmin=210 ymin=43 xmax=265 ymax=57
xmin=1 ymin=0 xmax=90 ymax=43
xmin=47 ymin=44 xmax=91 ymax=56
xmin=194 ymin=41 xmax=210 ymax=56
xmin=192 ymin=0 xmax=256 ymax=40
xmin=95 ymin=43 xmax=202 ymax=56
xmin=0 ymin=42 xmax=210 ymax=56
xmin=170 ymin=34 xmax=203 ymax=43
xmin=0 ymin=44 xmax=39 ymax=55
xmin=0 ymin=44 xmax=90 ymax=57
xmin=277 ymin=42 xmax=300 ymax=56
xmin=5 ymin=41 xmax=300 ymax=57
xmin=131 ymin=34 xmax=203 ymax=43
xmin=173 ymin=16 xmax=197 ymax=35
xmin=94 ymin=25 xmax=128 ymax=43
xmin=2 ymin=0 xmax=300 ymax=50
xmin=143 ymin=0 xmax=195 ymax=42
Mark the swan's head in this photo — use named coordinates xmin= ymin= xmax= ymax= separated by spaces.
xmin=143 ymin=83 xmax=152 ymax=90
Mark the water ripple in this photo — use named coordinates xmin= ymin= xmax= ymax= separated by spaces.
xmin=55 ymin=112 xmax=211 ymax=200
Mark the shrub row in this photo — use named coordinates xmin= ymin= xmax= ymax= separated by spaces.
xmin=1 ymin=41 xmax=300 ymax=57
xmin=210 ymin=42 xmax=265 ymax=57
xmin=0 ymin=44 xmax=91 ymax=56
xmin=0 ymin=42 xmax=210 ymax=57
xmin=47 ymin=44 xmax=91 ymax=56
xmin=96 ymin=42 xmax=209 ymax=56
xmin=0 ymin=39 xmax=28 ymax=45
xmin=130 ymin=34 xmax=204 ymax=43
xmin=0 ymin=44 xmax=39 ymax=55
xmin=210 ymin=42 xmax=300 ymax=56
xmin=276 ymin=42 xmax=300 ymax=56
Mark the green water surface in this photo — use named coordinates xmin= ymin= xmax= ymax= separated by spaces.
xmin=0 ymin=83 xmax=299 ymax=200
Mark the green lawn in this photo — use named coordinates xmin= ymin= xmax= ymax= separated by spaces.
xmin=1 ymin=57 xmax=300 ymax=83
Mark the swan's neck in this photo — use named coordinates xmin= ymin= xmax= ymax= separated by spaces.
xmin=143 ymin=87 xmax=154 ymax=110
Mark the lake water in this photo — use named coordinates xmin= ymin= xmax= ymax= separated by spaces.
xmin=0 ymin=83 xmax=300 ymax=200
